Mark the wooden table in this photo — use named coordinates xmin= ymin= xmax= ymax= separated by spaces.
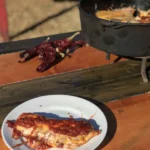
xmin=0 ymin=32 xmax=150 ymax=150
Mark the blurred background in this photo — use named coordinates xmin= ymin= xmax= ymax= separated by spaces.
xmin=0 ymin=0 xmax=81 ymax=42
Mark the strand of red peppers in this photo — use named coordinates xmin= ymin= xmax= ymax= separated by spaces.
xmin=18 ymin=32 xmax=88 ymax=72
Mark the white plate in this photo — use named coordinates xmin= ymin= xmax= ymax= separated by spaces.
xmin=1 ymin=95 xmax=107 ymax=150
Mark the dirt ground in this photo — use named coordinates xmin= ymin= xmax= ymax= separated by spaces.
xmin=6 ymin=0 xmax=81 ymax=41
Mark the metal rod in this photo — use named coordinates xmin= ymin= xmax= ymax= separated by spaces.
xmin=111 ymin=56 xmax=122 ymax=64
xmin=106 ymin=53 xmax=110 ymax=60
xmin=141 ymin=58 xmax=148 ymax=83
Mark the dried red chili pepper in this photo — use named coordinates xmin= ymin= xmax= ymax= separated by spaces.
xmin=19 ymin=32 xmax=87 ymax=72
xmin=18 ymin=47 xmax=38 ymax=63
xmin=37 ymin=47 xmax=56 ymax=72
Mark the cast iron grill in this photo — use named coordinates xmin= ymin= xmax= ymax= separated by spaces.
xmin=78 ymin=0 xmax=150 ymax=82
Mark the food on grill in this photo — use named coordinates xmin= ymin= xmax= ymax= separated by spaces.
xmin=7 ymin=113 xmax=100 ymax=149
xmin=18 ymin=32 xmax=87 ymax=72
xmin=96 ymin=7 xmax=150 ymax=23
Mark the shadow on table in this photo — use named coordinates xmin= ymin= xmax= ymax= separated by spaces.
xmin=79 ymin=96 xmax=117 ymax=150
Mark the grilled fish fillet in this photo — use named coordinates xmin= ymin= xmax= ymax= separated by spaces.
xmin=7 ymin=113 xmax=100 ymax=150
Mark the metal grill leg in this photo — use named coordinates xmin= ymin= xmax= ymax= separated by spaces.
xmin=141 ymin=58 xmax=148 ymax=83
xmin=106 ymin=53 xmax=110 ymax=60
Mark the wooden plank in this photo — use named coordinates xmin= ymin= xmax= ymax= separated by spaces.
xmin=0 ymin=60 xmax=150 ymax=126
xmin=0 ymin=31 xmax=80 ymax=54
xmin=103 ymin=93 xmax=150 ymax=150
xmin=0 ymin=46 xmax=121 ymax=86
xmin=1 ymin=93 xmax=150 ymax=150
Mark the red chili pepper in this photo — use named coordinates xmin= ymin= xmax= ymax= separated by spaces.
xmin=19 ymin=32 xmax=87 ymax=72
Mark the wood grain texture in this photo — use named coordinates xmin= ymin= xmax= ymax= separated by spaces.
xmin=0 ymin=31 xmax=78 ymax=54
xmin=0 ymin=32 xmax=150 ymax=150
xmin=0 ymin=60 xmax=150 ymax=127
xmin=1 ymin=93 xmax=150 ymax=150
xmin=104 ymin=93 xmax=150 ymax=150
xmin=0 ymin=46 xmax=120 ymax=86
xmin=0 ymin=31 xmax=126 ymax=86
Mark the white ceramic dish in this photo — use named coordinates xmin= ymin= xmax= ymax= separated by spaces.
xmin=1 ymin=95 xmax=108 ymax=150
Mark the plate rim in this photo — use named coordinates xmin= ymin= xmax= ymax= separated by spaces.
xmin=1 ymin=94 xmax=108 ymax=150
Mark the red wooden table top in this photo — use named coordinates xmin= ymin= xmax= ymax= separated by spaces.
xmin=0 ymin=46 xmax=149 ymax=150
xmin=0 ymin=46 xmax=120 ymax=86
